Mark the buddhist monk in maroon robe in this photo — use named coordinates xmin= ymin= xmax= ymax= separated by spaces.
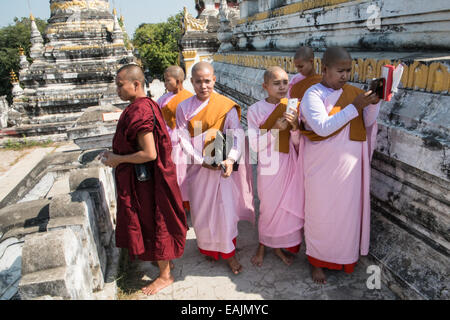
xmin=101 ymin=64 xmax=188 ymax=295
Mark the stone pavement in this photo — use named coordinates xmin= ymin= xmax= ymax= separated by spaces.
xmin=121 ymin=215 xmax=398 ymax=300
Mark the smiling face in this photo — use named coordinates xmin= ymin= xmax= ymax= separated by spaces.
xmin=294 ymin=57 xmax=314 ymax=77
xmin=322 ymin=59 xmax=352 ymax=90
xmin=263 ymin=68 xmax=289 ymax=103
xmin=191 ymin=66 xmax=216 ymax=101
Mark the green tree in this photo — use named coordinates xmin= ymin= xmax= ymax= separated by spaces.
xmin=133 ymin=13 xmax=183 ymax=80
xmin=0 ymin=17 xmax=47 ymax=104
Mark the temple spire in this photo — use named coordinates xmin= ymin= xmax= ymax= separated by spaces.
xmin=30 ymin=12 xmax=44 ymax=60
xmin=10 ymin=70 xmax=19 ymax=84
xmin=112 ymin=8 xmax=124 ymax=45
xmin=19 ymin=47 xmax=30 ymax=70
xmin=10 ymin=70 xmax=24 ymax=98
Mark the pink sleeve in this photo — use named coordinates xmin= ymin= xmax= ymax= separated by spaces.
xmin=300 ymin=88 xmax=359 ymax=137
xmin=157 ymin=92 xmax=174 ymax=109
xmin=176 ymin=102 xmax=204 ymax=164
xmin=363 ymin=101 xmax=381 ymax=127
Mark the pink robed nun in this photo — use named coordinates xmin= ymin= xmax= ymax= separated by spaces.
xmin=176 ymin=95 xmax=255 ymax=256
xmin=300 ymin=83 xmax=380 ymax=271
xmin=157 ymin=91 xmax=192 ymax=202
xmin=247 ymin=99 xmax=304 ymax=250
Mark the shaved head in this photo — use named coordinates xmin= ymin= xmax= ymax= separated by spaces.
xmin=164 ymin=65 xmax=185 ymax=82
xmin=192 ymin=61 xmax=214 ymax=77
xmin=294 ymin=46 xmax=314 ymax=61
xmin=264 ymin=66 xmax=287 ymax=84
xmin=117 ymin=64 xmax=146 ymax=88
xmin=322 ymin=47 xmax=352 ymax=67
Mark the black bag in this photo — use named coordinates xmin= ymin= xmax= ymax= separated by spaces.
xmin=135 ymin=163 xmax=151 ymax=182
xmin=134 ymin=100 xmax=157 ymax=182
xmin=214 ymin=130 xmax=239 ymax=172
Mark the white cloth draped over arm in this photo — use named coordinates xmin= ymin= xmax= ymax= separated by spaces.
xmin=176 ymin=104 xmax=205 ymax=164
xmin=301 ymin=88 xmax=359 ymax=137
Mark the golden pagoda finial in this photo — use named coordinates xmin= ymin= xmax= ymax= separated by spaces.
xmin=120 ymin=15 xmax=124 ymax=23
xmin=113 ymin=8 xmax=117 ymax=16
xmin=10 ymin=70 xmax=19 ymax=84
xmin=30 ymin=13 xmax=35 ymax=21
xmin=19 ymin=46 xmax=25 ymax=56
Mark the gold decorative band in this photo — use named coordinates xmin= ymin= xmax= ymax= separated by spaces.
xmin=238 ymin=0 xmax=354 ymax=24
xmin=50 ymin=0 xmax=109 ymax=13
xmin=59 ymin=43 xmax=124 ymax=51
xmin=47 ymin=20 xmax=114 ymax=34
xmin=213 ymin=53 xmax=450 ymax=94
xmin=182 ymin=50 xmax=198 ymax=60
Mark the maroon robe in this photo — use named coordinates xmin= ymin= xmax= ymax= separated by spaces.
xmin=112 ymin=96 xmax=188 ymax=261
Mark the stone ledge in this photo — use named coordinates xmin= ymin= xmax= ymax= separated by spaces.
xmin=21 ymin=228 xmax=81 ymax=274
xmin=67 ymin=105 xmax=121 ymax=150
xmin=1 ymin=145 xmax=118 ymax=299
xmin=371 ymin=153 xmax=449 ymax=256
xmin=235 ymin=0 xmax=450 ymax=51
xmin=0 ymin=199 xmax=51 ymax=238
xmin=369 ymin=212 xmax=449 ymax=300
xmin=0 ymin=150 xmax=81 ymax=209
xmin=238 ymin=0 xmax=354 ymax=24
xmin=17 ymin=213 xmax=97 ymax=299
xmin=214 ymin=53 xmax=450 ymax=94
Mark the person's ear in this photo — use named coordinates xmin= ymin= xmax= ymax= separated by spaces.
xmin=262 ymin=82 xmax=267 ymax=91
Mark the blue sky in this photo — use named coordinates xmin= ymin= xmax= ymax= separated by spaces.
xmin=0 ymin=0 xmax=197 ymax=36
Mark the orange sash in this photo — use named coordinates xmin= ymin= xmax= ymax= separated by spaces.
xmin=300 ymin=84 xmax=366 ymax=142
xmin=188 ymin=92 xmax=241 ymax=154
xmin=290 ymin=74 xmax=322 ymax=100
xmin=161 ymin=89 xmax=194 ymax=129
xmin=259 ymin=98 xmax=295 ymax=154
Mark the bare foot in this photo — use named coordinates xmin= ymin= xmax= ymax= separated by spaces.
xmin=251 ymin=244 xmax=265 ymax=267
xmin=274 ymin=248 xmax=294 ymax=266
xmin=141 ymin=275 xmax=174 ymax=295
xmin=152 ymin=261 xmax=175 ymax=269
xmin=311 ymin=266 xmax=327 ymax=284
xmin=226 ymin=256 xmax=243 ymax=275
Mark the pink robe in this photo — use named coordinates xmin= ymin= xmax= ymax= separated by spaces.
xmin=300 ymin=83 xmax=380 ymax=266
xmin=247 ymin=100 xmax=304 ymax=249
xmin=157 ymin=92 xmax=190 ymax=201
xmin=176 ymin=95 xmax=255 ymax=255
